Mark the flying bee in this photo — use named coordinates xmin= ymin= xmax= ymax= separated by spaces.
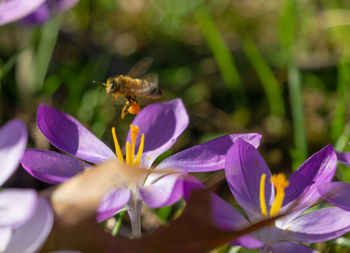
xmin=94 ymin=58 xmax=162 ymax=119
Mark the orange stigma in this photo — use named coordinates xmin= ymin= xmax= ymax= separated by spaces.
xmin=259 ymin=173 xmax=289 ymax=217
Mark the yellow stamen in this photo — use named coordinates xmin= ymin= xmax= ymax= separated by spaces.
xmin=111 ymin=124 xmax=145 ymax=167
xmin=130 ymin=125 xmax=139 ymax=164
xmin=259 ymin=173 xmax=267 ymax=217
xmin=126 ymin=141 xmax=132 ymax=165
xmin=134 ymin=134 xmax=145 ymax=166
xmin=269 ymin=173 xmax=289 ymax=217
xmin=111 ymin=127 xmax=124 ymax=163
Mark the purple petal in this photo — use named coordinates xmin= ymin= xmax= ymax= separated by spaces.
xmin=0 ymin=189 xmax=37 ymax=228
xmin=225 ymin=138 xmax=273 ymax=219
xmin=5 ymin=198 xmax=53 ymax=253
xmin=0 ymin=228 xmax=11 ymax=252
xmin=0 ymin=119 xmax=27 ymax=186
xmin=139 ymin=173 xmax=184 ymax=208
xmin=231 ymin=236 xmax=264 ymax=249
xmin=0 ymin=0 xmax=46 ymax=26
xmin=157 ymin=133 xmax=262 ymax=172
xmin=21 ymin=149 xmax=90 ymax=184
xmin=21 ymin=0 xmax=79 ymax=25
xmin=128 ymin=99 xmax=189 ymax=168
xmin=336 ymin=151 xmax=350 ymax=166
xmin=318 ymin=182 xmax=350 ymax=210
xmin=281 ymin=145 xmax=336 ymax=223
xmin=269 ymin=242 xmax=316 ymax=253
xmin=210 ymin=189 xmax=250 ymax=231
xmin=96 ymin=188 xmax=131 ymax=222
xmin=282 ymin=207 xmax=350 ymax=243
xmin=21 ymin=3 xmax=50 ymax=24
xmin=37 ymin=104 xmax=115 ymax=164
xmin=284 ymin=145 xmax=336 ymax=205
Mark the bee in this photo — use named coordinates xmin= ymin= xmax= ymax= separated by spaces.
xmin=94 ymin=58 xmax=162 ymax=119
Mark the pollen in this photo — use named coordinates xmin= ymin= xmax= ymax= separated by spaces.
xmin=270 ymin=173 xmax=289 ymax=190
xmin=83 ymin=167 xmax=93 ymax=175
xmin=128 ymin=102 xmax=141 ymax=115
xmin=144 ymin=185 xmax=153 ymax=192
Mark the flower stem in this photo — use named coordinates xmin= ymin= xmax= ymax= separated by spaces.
xmin=127 ymin=197 xmax=142 ymax=238
xmin=112 ymin=209 xmax=126 ymax=236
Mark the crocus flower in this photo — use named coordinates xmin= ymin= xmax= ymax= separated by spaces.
xmin=332 ymin=142 xmax=350 ymax=166
xmin=20 ymin=99 xmax=262 ymax=236
xmin=318 ymin=182 xmax=350 ymax=212
xmin=336 ymin=151 xmax=350 ymax=166
xmin=210 ymin=138 xmax=350 ymax=252
xmin=0 ymin=119 xmax=53 ymax=252
xmin=0 ymin=0 xmax=79 ymax=26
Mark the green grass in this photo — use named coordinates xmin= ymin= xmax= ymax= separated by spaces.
xmin=195 ymin=5 xmax=241 ymax=91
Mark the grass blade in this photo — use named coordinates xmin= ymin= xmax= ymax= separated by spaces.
xmin=195 ymin=5 xmax=241 ymax=90
xmin=33 ymin=16 xmax=61 ymax=93
xmin=288 ymin=63 xmax=307 ymax=169
xmin=242 ymin=36 xmax=285 ymax=118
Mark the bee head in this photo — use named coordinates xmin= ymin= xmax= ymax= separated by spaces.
xmin=106 ymin=77 xmax=118 ymax=94
xmin=92 ymin=80 xmax=107 ymax=93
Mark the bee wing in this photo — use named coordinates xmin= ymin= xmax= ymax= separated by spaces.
xmin=135 ymin=73 xmax=161 ymax=98
xmin=141 ymin=73 xmax=159 ymax=87
xmin=127 ymin=57 xmax=153 ymax=78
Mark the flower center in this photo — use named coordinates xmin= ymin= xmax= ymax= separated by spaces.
xmin=259 ymin=173 xmax=289 ymax=217
xmin=111 ymin=124 xmax=145 ymax=166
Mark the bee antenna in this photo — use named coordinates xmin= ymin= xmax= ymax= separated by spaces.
xmin=92 ymin=80 xmax=105 ymax=86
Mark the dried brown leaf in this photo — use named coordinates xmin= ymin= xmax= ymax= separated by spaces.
xmin=40 ymin=160 xmax=285 ymax=253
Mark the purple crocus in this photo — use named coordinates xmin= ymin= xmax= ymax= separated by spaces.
xmin=317 ymin=151 xmax=350 ymax=213
xmin=20 ymin=99 xmax=262 ymax=237
xmin=207 ymin=139 xmax=350 ymax=252
xmin=0 ymin=119 xmax=53 ymax=252
xmin=318 ymin=182 xmax=350 ymax=212
xmin=0 ymin=0 xmax=79 ymax=26
xmin=331 ymin=142 xmax=350 ymax=166
xmin=336 ymin=151 xmax=350 ymax=166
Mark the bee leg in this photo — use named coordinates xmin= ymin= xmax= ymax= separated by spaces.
xmin=127 ymin=95 xmax=137 ymax=104
xmin=121 ymin=95 xmax=139 ymax=118
xmin=121 ymin=100 xmax=131 ymax=119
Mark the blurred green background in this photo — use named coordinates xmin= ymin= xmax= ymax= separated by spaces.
xmin=1 ymin=0 xmax=350 ymax=251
